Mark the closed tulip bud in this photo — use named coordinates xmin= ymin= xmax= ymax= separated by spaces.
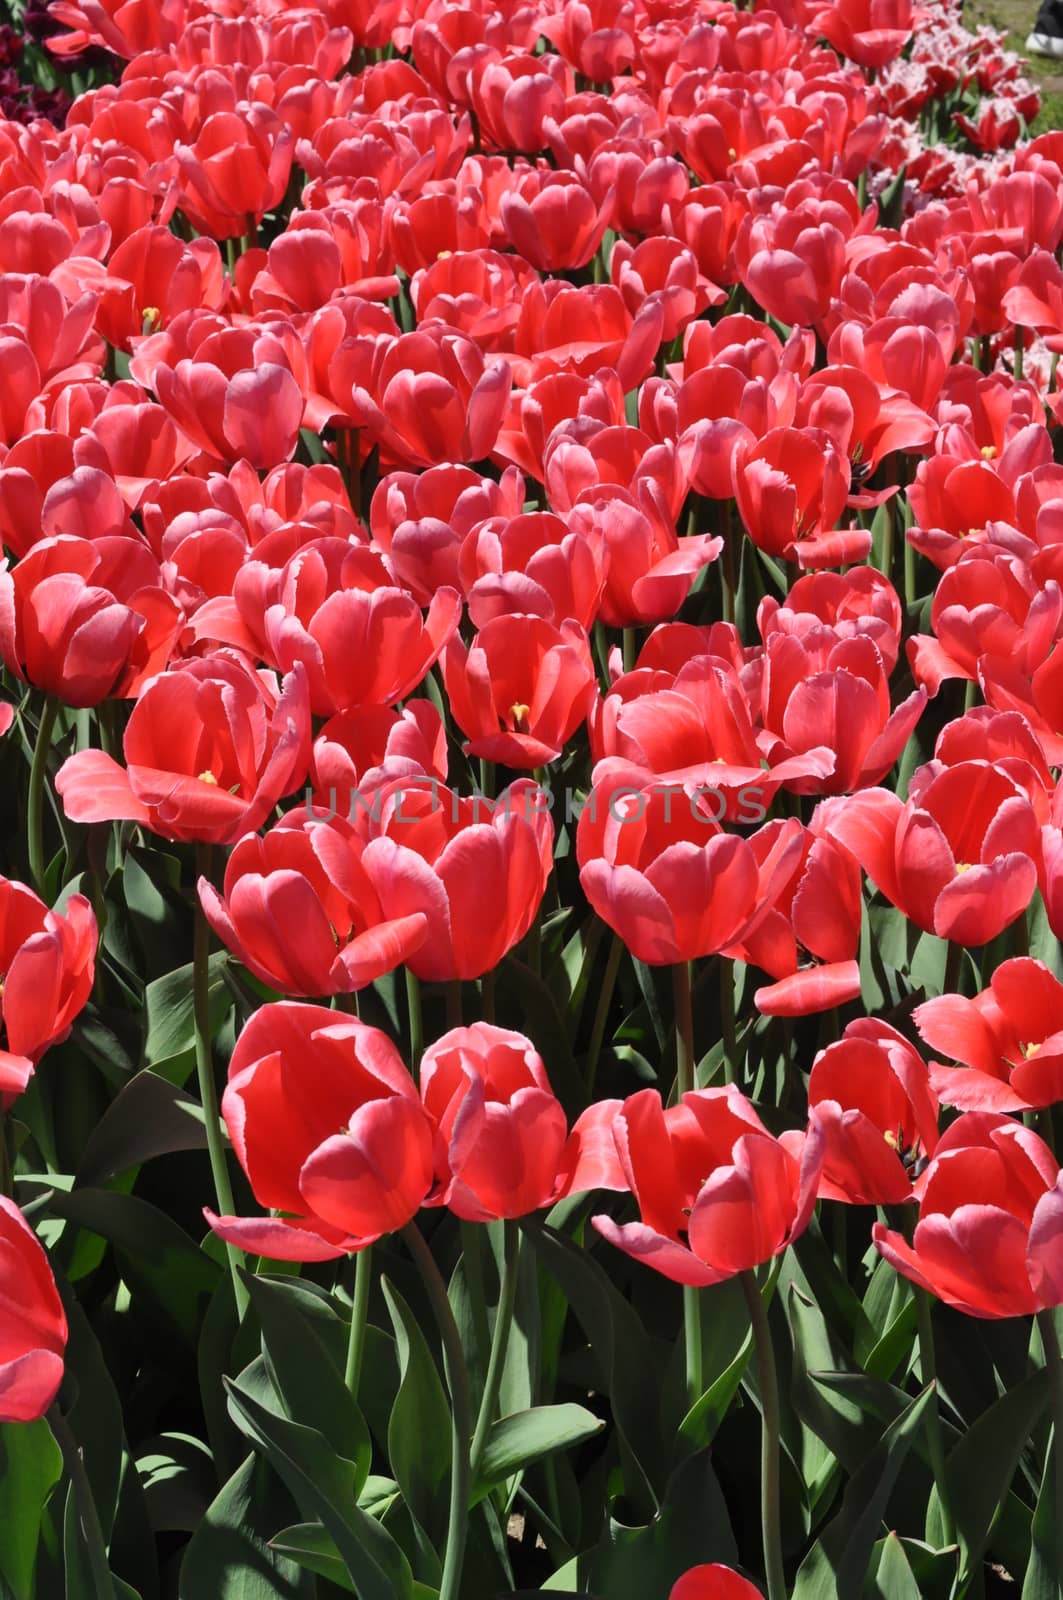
xmin=206 ymin=1003 xmax=435 ymax=1261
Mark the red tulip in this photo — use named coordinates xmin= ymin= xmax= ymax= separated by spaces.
xmin=0 ymin=879 xmax=96 ymax=1109
xmin=816 ymin=759 xmax=1040 ymax=946
xmin=55 ymin=654 xmax=311 ymax=845
xmin=538 ymin=0 xmax=636 ymax=78
xmin=329 ymin=324 xmax=511 ymax=471
xmin=206 ymin=1002 xmax=434 ymax=1261
xmin=752 ymin=632 xmax=927 ymax=796
xmin=499 ymin=170 xmax=612 ymax=274
xmin=757 ymin=567 xmax=903 ymax=675
xmin=610 ymin=237 xmax=723 ymax=345
xmin=809 ymin=1021 xmax=939 ymax=1205
xmin=0 ymin=432 xmax=78 ymax=559
xmin=442 ymin=614 xmax=596 ymax=769
xmin=730 ymin=826 xmax=863 ymax=1017
xmin=419 ymin=1023 xmax=625 ymax=1221
xmin=508 ymin=278 xmax=666 ymax=392
xmin=0 ymin=1196 xmax=67 ymax=1423
xmin=357 ymin=776 xmax=554 ymax=981
xmin=808 ymin=0 xmax=917 ymax=67
xmin=310 ymin=701 xmax=448 ymax=818
xmin=577 ymin=771 xmax=804 ymax=965
xmin=591 ymin=655 xmax=836 ymax=819
xmin=0 ymin=536 xmax=181 ymax=707
xmin=873 ymin=1113 xmax=1063 ymax=1318
xmin=468 ymin=52 xmax=572 ymax=154
xmin=370 ymin=463 xmax=524 ymax=607
xmin=198 ymin=813 xmax=429 ymax=997
xmin=192 ymin=538 xmax=461 ymax=719
xmin=251 ymin=204 xmax=399 ymax=315
xmin=0 ymin=274 xmax=99 ymax=387
xmin=914 ymin=958 xmax=1063 ymax=1113
xmin=735 ymin=202 xmax=848 ymax=330
xmin=90 ymin=225 xmax=226 ymax=349
xmin=907 ymin=545 xmax=1063 ymax=696
xmin=592 ymin=1085 xmax=823 ymax=1286
xmin=458 ymin=510 xmax=608 ymax=630
xmin=47 ymin=0 xmax=180 ymax=55
xmin=409 ymin=248 xmax=539 ymax=354
xmin=733 ymin=427 xmax=855 ymax=568
xmin=566 ymin=489 xmax=719 ymax=628
xmin=670 ymin=1567 xmax=764 ymax=1600
xmin=174 ymin=106 xmax=294 ymax=241
xmin=979 ymin=643 xmax=1063 ymax=767
xmin=494 ymin=370 xmax=626 ymax=482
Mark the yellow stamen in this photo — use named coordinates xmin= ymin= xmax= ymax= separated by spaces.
xmin=199 ymin=770 xmax=219 ymax=785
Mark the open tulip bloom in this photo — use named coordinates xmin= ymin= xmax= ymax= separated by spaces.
xmin=8 ymin=0 xmax=1063 ymax=1595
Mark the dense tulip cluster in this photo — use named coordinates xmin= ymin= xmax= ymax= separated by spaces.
xmin=2 ymin=0 xmax=1063 ymax=1592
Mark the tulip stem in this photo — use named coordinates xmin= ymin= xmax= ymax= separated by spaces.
xmin=470 ymin=1219 xmax=520 ymax=1481
xmin=672 ymin=960 xmax=695 ymax=1096
xmin=405 ymin=968 xmax=423 ymax=1080
xmin=914 ymin=1285 xmax=955 ymax=1548
xmin=27 ymin=695 xmax=59 ymax=898
xmin=593 ymin=622 xmax=612 ymax=693
xmin=446 ymin=980 xmax=463 ymax=1029
xmin=739 ymin=1270 xmax=787 ymax=1600
xmin=193 ymin=847 xmax=248 ymax=1321
xmin=673 ymin=960 xmax=703 ymax=1408
xmin=404 ymin=1222 xmax=472 ymax=1600
xmin=721 ymin=500 xmax=736 ymax=625
xmin=719 ymin=956 xmax=738 ymax=1084
xmin=344 ymin=1246 xmax=372 ymax=1397
xmin=49 ymin=1404 xmax=117 ymax=1600
xmin=622 ymin=629 xmax=637 ymax=674
xmin=585 ymin=932 xmax=624 ymax=1095
xmin=1037 ymin=1309 xmax=1063 ymax=1582
xmin=943 ymin=939 xmax=963 ymax=997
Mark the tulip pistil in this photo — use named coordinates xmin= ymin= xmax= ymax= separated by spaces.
xmin=884 ymin=1126 xmax=928 ymax=1179
xmin=198 ymin=771 xmax=219 ymax=785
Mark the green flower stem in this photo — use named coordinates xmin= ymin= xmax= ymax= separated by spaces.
xmin=585 ymin=932 xmax=623 ymax=1096
xmin=446 ymin=980 xmax=463 ymax=1030
xmin=739 ymin=1270 xmax=786 ymax=1600
xmin=27 ymin=695 xmax=59 ymax=897
xmin=672 ymin=960 xmax=695 ymax=1097
xmin=469 ymin=1218 xmax=520 ymax=1480
xmin=344 ymin=1246 xmax=373 ymax=1397
xmin=1037 ymin=1309 xmax=1063 ymax=1584
xmin=673 ymin=960 xmax=702 ymax=1407
xmin=405 ymin=968 xmax=423 ymax=1081
xmin=943 ymin=939 xmax=963 ymax=997
xmin=404 ymin=1222 xmax=472 ymax=1600
xmin=194 ymin=844 xmax=248 ymax=1321
xmin=720 ymin=499 xmax=736 ymax=625
xmin=49 ymin=1404 xmax=117 ymax=1600
xmin=914 ymin=1285 xmax=955 ymax=1548
xmin=719 ymin=955 xmax=738 ymax=1085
